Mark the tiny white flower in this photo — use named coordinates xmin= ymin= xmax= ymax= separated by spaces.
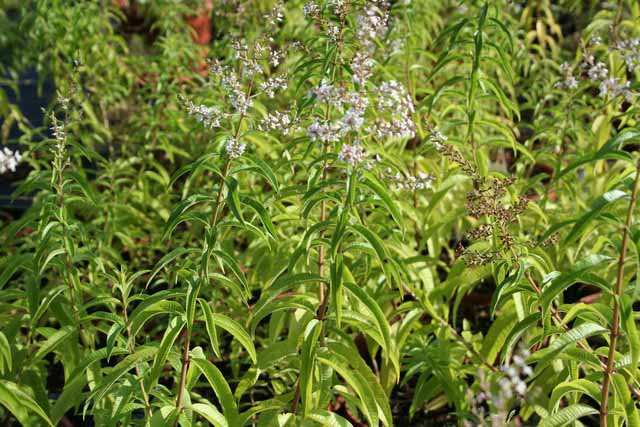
xmin=225 ymin=137 xmax=246 ymax=160
xmin=0 ymin=147 xmax=22 ymax=175
xmin=338 ymin=142 xmax=367 ymax=166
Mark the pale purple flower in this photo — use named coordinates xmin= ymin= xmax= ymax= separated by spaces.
xmin=338 ymin=142 xmax=367 ymax=166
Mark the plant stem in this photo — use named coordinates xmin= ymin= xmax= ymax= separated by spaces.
xmin=401 ymin=284 xmax=498 ymax=373
xmin=612 ymin=0 xmax=624 ymax=42
xmin=174 ymin=160 xmax=231 ymax=419
xmin=501 ymin=225 xmax=608 ymax=370
xmin=600 ymin=159 xmax=640 ymax=426
xmin=122 ymin=300 xmax=153 ymax=418
xmin=174 ymin=74 xmax=253 ymax=419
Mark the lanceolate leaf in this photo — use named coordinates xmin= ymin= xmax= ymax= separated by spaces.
xmin=200 ymin=300 xmax=257 ymax=364
xmin=84 ymin=347 xmax=158 ymax=415
xmin=300 ymin=319 xmax=322 ymax=417
xmin=342 ymin=280 xmax=398 ymax=376
xmin=148 ymin=316 xmax=185 ymax=391
xmin=529 ymin=322 xmax=607 ymax=367
xmin=564 ymin=190 xmax=628 ymax=244
xmin=549 ymin=379 xmax=601 ymax=412
xmin=190 ymin=402 xmax=228 ymax=427
xmin=191 ymin=358 xmax=239 ymax=424
xmin=539 ymin=404 xmax=598 ymax=427
xmin=0 ymin=380 xmax=54 ymax=426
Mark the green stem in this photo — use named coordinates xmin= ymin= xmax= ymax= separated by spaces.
xmin=600 ymin=159 xmax=640 ymax=426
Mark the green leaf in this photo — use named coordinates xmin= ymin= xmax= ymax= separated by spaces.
xmin=150 ymin=406 xmax=179 ymax=427
xmin=50 ymin=373 xmax=86 ymax=424
xmin=190 ymin=402 xmax=228 ymax=427
xmin=480 ymin=309 xmax=517 ymax=364
xmin=225 ymin=176 xmax=245 ymax=224
xmin=323 ymin=340 xmax=392 ymax=426
xmin=0 ymin=380 xmax=54 ymax=426
xmin=200 ymin=299 xmax=221 ymax=359
xmin=0 ymin=332 xmax=12 ymax=374
xmin=317 ymin=350 xmax=379 ymax=427
xmin=148 ymin=316 xmax=185 ymax=391
xmin=564 ymin=190 xmax=628 ymax=244
xmin=342 ymin=280 xmax=398 ymax=377
xmin=85 ymin=347 xmax=158 ymax=415
xmin=200 ymin=301 xmax=257 ymax=364
xmin=163 ymin=194 xmax=215 ymax=240
xmin=251 ymin=273 xmax=325 ymax=332
xmin=191 ymin=358 xmax=239 ymax=424
xmin=539 ymin=404 xmax=598 ymax=427
xmin=306 ymin=409 xmax=353 ymax=427
xmin=361 ymin=171 xmax=403 ymax=229
xmin=32 ymin=325 xmax=76 ymax=363
xmin=539 ymin=255 xmax=613 ymax=317
xmin=300 ymin=319 xmax=322 ymax=417
xmin=129 ymin=300 xmax=183 ymax=337
xmin=38 ymin=248 xmax=66 ymax=275
xmin=243 ymin=155 xmax=280 ymax=194
xmin=67 ymin=170 xmax=98 ymax=205
xmin=530 ymin=322 xmax=607 ymax=367
xmin=0 ymin=254 xmax=32 ymax=290
xmin=241 ymin=195 xmax=278 ymax=239
xmin=612 ymin=373 xmax=640 ymax=427
xmin=501 ymin=313 xmax=540 ymax=363
xmin=556 ymin=129 xmax=639 ymax=180
xmin=146 ymin=248 xmax=198 ymax=288
xmin=621 ymin=294 xmax=640 ymax=379
xmin=549 ymin=379 xmax=600 ymax=412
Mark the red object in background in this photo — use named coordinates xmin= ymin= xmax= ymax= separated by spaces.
xmin=114 ymin=0 xmax=213 ymax=76
xmin=186 ymin=1 xmax=213 ymax=46
xmin=186 ymin=0 xmax=214 ymax=75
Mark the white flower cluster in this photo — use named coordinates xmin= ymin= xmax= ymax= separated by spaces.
xmin=371 ymin=80 xmax=415 ymax=140
xmin=586 ymin=60 xmax=608 ymax=81
xmin=356 ymin=4 xmax=389 ymax=52
xmin=351 ymin=52 xmax=375 ymax=86
xmin=338 ymin=142 xmax=367 ymax=166
xmin=259 ymin=75 xmax=288 ymax=98
xmin=589 ymin=36 xmax=603 ymax=46
xmin=428 ymin=127 xmax=448 ymax=150
xmin=212 ymin=62 xmax=254 ymax=114
xmin=307 ymin=120 xmax=341 ymax=143
xmin=313 ymin=81 xmax=343 ymax=106
xmin=184 ymin=99 xmax=224 ymax=129
xmin=581 ymin=52 xmax=634 ymax=100
xmin=387 ymin=169 xmax=434 ymax=191
xmin=554 ymin=62 xmax=578 ymax=90
xmin=614 ymin=37 xmax=640 ymax=73
xmin=341 ymin=106 xmax=365 ymax=133
xmin=0 ymin=147 xmax=22 ymax=175
xmin=496 ymin=348 xmax=533 ymax=405
xmin=263 ymin=2 xmax=284 ymax=26
xmin=325 ymin=24 xmax=340 ymax=42
xmin=599 ymin=78 xmax=632 ymax=99
xmin=328 ymin=0 xmax=348 ymax=18
xmin=465 ymin=345 xmax=534 ymax=427
xmin=258 ymin=110 xmax=298 ymax=135
xmin=341 ymin=91 xmax=368 ymax=134
xmin=302 ymin=1 xmax=321 ymax=19
xmin=252 ymin=36 xmax=284 ymax=67
xmin=225 ymin=137 xmax=246 ymax=160
xmin=51 ymin=122 xmax=66 ymax=146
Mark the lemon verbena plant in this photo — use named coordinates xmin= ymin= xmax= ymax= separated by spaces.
xmin=1 ymin=1 xmax=640 ymax=426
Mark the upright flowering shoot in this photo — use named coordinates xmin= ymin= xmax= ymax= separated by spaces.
xmin=4 ymin=2 xmax=640 ymax=427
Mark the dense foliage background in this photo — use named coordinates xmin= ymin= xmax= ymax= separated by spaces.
xmin=1 ymin=0 xmax=640 ymax=426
